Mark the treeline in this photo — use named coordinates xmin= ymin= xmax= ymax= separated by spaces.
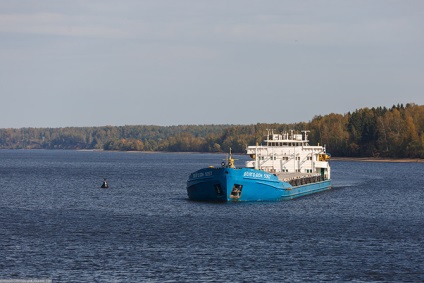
xmin=309 ymin=103 xmax=424 ymax=158
xmin=1 ymin=104 xmax=423 ymax=158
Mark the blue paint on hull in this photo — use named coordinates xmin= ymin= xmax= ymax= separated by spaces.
xmin=187 ymin=167 xmax=332 ymax=202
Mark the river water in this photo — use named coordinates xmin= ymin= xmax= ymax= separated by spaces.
xmin=0 ymin=150 xmax=423 ymax=282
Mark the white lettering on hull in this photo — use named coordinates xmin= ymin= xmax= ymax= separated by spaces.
xmin=243 ymin=171 xmax=271 ymax=179
xmin=192 ymin=171 xmax=212 ymax=179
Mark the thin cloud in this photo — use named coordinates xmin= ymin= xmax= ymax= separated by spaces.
xmin=0 ymin=12 xmax=130 ymax=38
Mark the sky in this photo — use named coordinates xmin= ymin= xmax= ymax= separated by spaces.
xmin=1 ymin=0 xmax=423 ymax=128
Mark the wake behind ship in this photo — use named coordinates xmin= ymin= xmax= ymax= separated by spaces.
xmin=187 ymin=130 xmax=331 ymax=202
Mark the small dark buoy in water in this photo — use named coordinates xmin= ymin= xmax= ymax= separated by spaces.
xmin=101 ymin=178 xmax=109 ymax=188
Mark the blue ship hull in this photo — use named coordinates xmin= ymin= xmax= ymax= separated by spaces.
xmin=187 ymin=167 xmax=332 ymax=202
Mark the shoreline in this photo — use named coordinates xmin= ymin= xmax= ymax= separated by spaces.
xmin=2 ymin=149 xmax=423 ymax=162
xmin=331 ymin=157 xmax=424 ymax=163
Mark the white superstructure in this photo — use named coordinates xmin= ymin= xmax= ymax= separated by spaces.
xmin=245 ymin=130 xmax=331 ymax=180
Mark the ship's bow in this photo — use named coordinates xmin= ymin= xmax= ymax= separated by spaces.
xmin=186 ymin=168 xmax=227 ymax=201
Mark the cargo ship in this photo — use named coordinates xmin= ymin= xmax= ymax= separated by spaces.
xmin=187 ymin=130 xmax=331 ymax=202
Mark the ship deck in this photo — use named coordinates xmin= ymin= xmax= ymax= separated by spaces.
xmin=275 ymin=172 xmax=323 ymax=186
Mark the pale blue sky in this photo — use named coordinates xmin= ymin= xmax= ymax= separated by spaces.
xmin=1 ymin=0 xmax=423 ymax=128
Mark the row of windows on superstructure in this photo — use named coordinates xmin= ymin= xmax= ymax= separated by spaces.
xmin=267 ymin=142 xmax=305 ymax=147
xmin=259 ymin=156 xmax=314 ymax=161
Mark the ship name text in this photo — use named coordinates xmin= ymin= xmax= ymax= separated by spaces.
xmin=243 ymin=171 xmax=272 ymax=179
xmin=192 ymin=171 xmax=212 ymax=178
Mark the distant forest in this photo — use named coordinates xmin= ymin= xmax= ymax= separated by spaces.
xmin=1 ymin=103 xmax=423 ymax=158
